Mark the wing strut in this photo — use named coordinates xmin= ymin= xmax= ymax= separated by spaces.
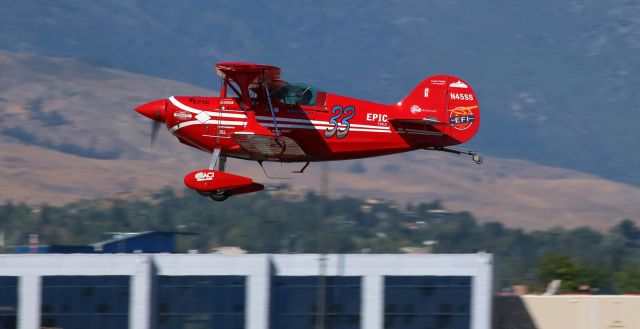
xmin=263 ymin=81 xmax=281 ymax=136
xmin=257 ymin=161 xmax=292 ymax=179
xmin=292 ymin=162 xmax=310 ymax=173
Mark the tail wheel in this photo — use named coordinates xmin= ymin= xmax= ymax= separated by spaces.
xmin=209 ymin=190 xmax=230 ymax=202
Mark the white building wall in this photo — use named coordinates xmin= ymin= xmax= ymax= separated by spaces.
xmin=0 ymin=253 xmax=492 ymax=329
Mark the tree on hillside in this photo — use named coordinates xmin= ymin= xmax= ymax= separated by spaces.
xmin=607 ymin=219 xmax=640 ymax=270
xmin=614 ymin=267 xmax=640 ymax=293
xmin=537 ymin=253 xmax=582 ymax=292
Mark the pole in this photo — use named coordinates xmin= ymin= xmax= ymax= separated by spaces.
xmin=316 ymin=162 xmax=329 ymax=329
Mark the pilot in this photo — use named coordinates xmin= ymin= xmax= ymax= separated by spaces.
xmin=296 ymin=89 xmax=312 ymax=105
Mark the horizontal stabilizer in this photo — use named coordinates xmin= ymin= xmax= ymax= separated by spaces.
xmin=391 ymin=117 xmax=446 ymax=138
xmin=390 ymin=117 xmax=448 ymax=126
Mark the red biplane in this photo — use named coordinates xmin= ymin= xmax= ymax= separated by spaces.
xmin=135 ymin=62 xmax=482 ymax=201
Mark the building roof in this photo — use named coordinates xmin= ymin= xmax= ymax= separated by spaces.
xmin=91 ymin=231 xmax=196 ymax=249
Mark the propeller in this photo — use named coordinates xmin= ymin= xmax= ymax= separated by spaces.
xmin=150 ymin=109 xmax=163 ymax=147
xmin=134 ymin=99 xmax=167 ymax=147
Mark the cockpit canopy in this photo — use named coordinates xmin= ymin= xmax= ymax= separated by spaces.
xmin=269 ymin=83 xmax=322 ymax=106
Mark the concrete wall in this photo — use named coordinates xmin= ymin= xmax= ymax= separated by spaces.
xmin=495 ymin=295 xmax=640 ymax=329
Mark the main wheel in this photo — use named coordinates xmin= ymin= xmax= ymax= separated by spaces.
xmin=472 ymin=154 xmax=483 ymax=165
xmin=209 ymin=191 xmax=230 ymax=202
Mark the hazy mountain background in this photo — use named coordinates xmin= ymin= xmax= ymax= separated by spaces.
xmin=1 ymin=2 xmax=639 ymax=230
xmin=1 ymin=50 xmax=639 ymax=231
xmin=2 ymin=1 xmax=639 ymax=185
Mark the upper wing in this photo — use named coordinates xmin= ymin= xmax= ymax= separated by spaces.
xmin=215 ymin=62 xmax=281 ymax=81
xmin=215 ymin=62 xmax=284 ymax=109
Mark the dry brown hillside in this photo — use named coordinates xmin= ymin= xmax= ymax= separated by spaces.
xmin=1 ymin=51 xmax=638 ymax=231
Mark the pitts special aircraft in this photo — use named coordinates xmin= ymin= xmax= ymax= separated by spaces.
xmin=135 ymin=62 xmax=482 ymax=201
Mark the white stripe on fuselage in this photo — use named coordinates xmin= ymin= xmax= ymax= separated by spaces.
xmin=255 ymin=115 xmax=390 ymax=130
xmin=168 ymin=96 xmax=247 ymax=118
xmin=169 ymin=120 xmax=393 ymax=134
xmin=168 ymin=120 xmax=246 ymax=133
xmin=259 ymin=123 xmax=392 ymax=133
xmin=166 ymin=102 xmax=391 ymax=134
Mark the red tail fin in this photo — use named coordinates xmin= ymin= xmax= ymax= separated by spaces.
xmin=396 ymin=75 xmax=480 ymax=145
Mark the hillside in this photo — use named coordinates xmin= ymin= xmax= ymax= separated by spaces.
xmin=1 ymin=1 xmax=639 ymax=185
xmin=0 ymin=50 xmax=211 ymax=160
xmin=0 ymin=51 xmax=638 ymax=230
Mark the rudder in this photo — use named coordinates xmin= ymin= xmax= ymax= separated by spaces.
xmin=396 ymin=75 xmax=480 ymax=145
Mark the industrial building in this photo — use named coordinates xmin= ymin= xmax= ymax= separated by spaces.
xmin=13 ymin=231 xmax=194 ymax=254
xmin=0 ymin=253 xmax=493 ymax=329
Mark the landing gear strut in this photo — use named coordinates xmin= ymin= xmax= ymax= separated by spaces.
xmin=209 ymin=148 xmax=226 ymax=171
xmin=429 ymin=147 xmax=484 ymax=165
xmin=200 ymin=148 xmax=232 ymax=201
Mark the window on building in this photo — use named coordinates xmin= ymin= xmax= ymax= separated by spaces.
xmin=271 ymin=276 xmax=361 ymax=329
xmin=0 ymin=277 xmax=17 ymax=329
xmin=157 ymin=276 xmax=245 ymax=329
xmin=41 ymin=276 xmax=130 ymax=329
xmin=384 ymin=276 xmax=472 ymax=329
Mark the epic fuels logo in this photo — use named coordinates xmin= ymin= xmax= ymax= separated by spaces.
xmin=448 ymin=106 xmax=477 ymax=131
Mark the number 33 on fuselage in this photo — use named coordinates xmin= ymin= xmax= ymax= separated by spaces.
xmin=134 ymin=62 xmax=482 ymax=201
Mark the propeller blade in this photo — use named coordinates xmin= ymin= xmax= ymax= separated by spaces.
xmin=150 ymin=120 xmax=161 ymax=147
xmin=135 ymin=101 xmax=166 ymax=148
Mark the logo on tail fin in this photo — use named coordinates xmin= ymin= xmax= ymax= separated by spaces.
xmin=449 ymin=106 xmax=477 ymax=131
xmin=449 ymin=80 xmax=468 ymax=89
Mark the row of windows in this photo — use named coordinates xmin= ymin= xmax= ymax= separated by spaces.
xmin=0 ymin=277 xmax=17 ymax=329
xmin=384 ymin=314 xmax=471 ymax=329
xmin=0 ymin=275 xmax=473 ymax=329
xmin=40 ymin=276 xmax=130 ymax=329
xmin=386 ymin=276 xmax=472 ymax=287
xmin=157 ymin=314 xmax=243 ymax=329
xmin=385 ymin=276 xmax=471 ymax=329
xmin=385 ymin=287 xmax=471 ymax=314
xmin=41 ymin=315 xmax=128 ymax=329
xmin=157 ymin=276 xmax=245 ymax=317
xmin=274 ymin=314 xmax=360 ymax=329
xmin=271 ymin=276 xmax=362 ymax=329
xmin=0 ymin=277 xmax=17 ymax=316
xmin=43 ymin=276 xmax=130 ymax=287
xmin=0 ymin=317 xmax=16 ymax=329
xmin=158 ymin=275 xmax=245 ymax=287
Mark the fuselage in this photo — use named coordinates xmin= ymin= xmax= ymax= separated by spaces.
xmin=134 ymin=63 xmax=481 ymax=200
xmin=161 ymin=92 xmax=462 ymax=162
